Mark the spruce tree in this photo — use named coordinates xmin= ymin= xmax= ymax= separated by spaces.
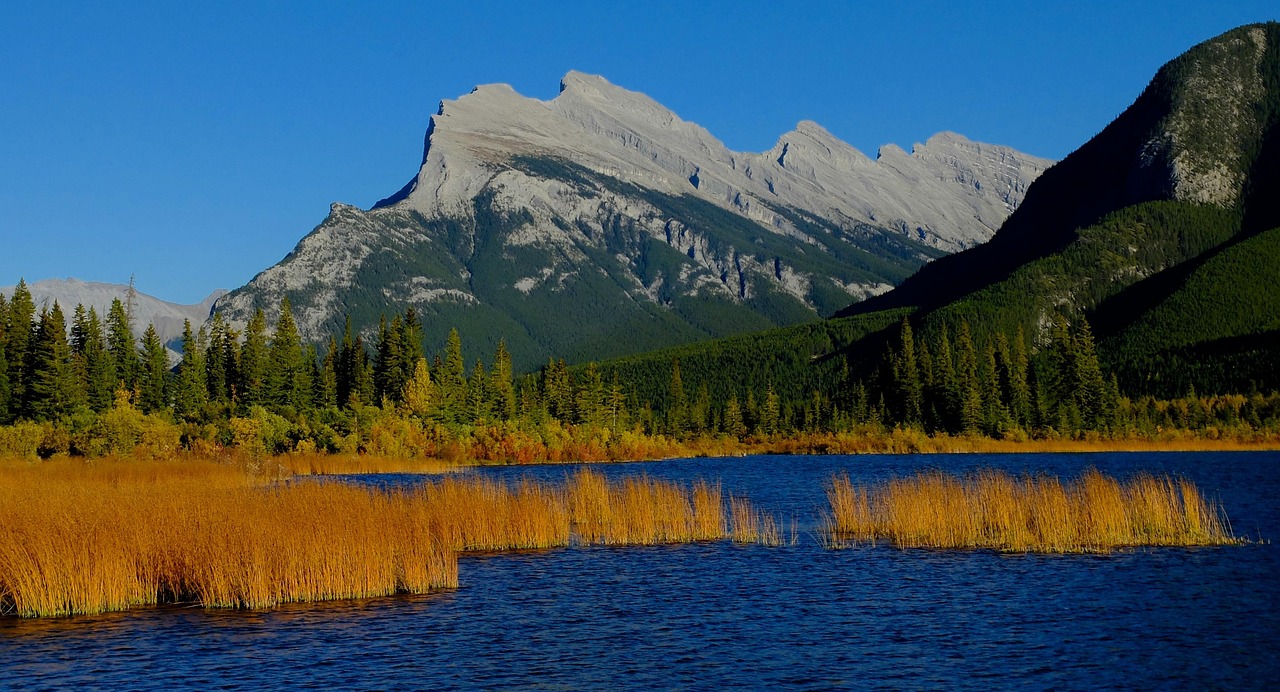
xmin=487 ymin=339 xmax=516 ymax=421
xmin=316 ymin=336 xmax=339 ymax=409
xmin=956 ymin=322 xmax=981 ymax=433
xmin=667 ymin=358 xmax=688 ymax=435
xmin=80 ymin=307 xmax=116 ymax=411
xmin=204 ymin=313 xmax=231 ymax=404
xmin=138 ymin=324 xmax=170 ymax=413
xmin=467 ymin=359 xmax=489 ymax=423
xmin=723 ymin=394 xmax=746 ymax=438
xmin=265 ymin=297 xmax=305 ymax=411
xmin=105 ymin=297 xmax=137 ymax=394
xmin=173 ymin=320 xmax=208 ymax=418
xmin=1070 ymin=318 xmax=1107 ymax=430
xmin=7 ymin=279 xmax=36 ymax=410
xmin=26 ymin=303 xmax=83 ymax=419
xmin=239 ymin=308 xmax=268 ymax=407
xmin=895 ymin=318 xmax=923 ymax=426
xmin=438 ymin=328 xmax=467 ymax=419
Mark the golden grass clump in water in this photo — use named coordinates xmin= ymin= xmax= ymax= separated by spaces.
xmin=728 ymin=496 xmax=784 ymax=546
xmin=0 ymin=458 xmax=459 ymax=617
xmin=824 ymin=468 xmax=1240 ymax=552
xmin=0 ymin=457 xmax=757 ymax=618
xmin=565 ymin=469 xmax=726 ymax=545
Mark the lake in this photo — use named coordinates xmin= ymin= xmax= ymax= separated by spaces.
xmin=3 ymin=452 xmax=1277 ymax=688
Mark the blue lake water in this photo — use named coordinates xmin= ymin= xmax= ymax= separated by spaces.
xmin=3 ymin=452 xmax=1278 ymax=689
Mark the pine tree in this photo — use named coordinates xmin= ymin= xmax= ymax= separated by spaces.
xmin=933 ymin=323 xmax=956 ymax=430
xmin=895 ymin=317 xmax=923 ymax=426
xmin=204 ymin=313 xmax=231 ymax=404
xmin=105 ymin=297 xmax=137 ymax=394
xmin=138 ymin=324 xmax=170 ymax=413
xmin=487 ymin=339 xmax=516 ymax=421
xmin=373 ymin=315 xmax=403 ymax=404
xmin=438 ymin=328 xmax=467 ymax=420
xmin=956 ymin=321 xmax=981 ymax=433
xmin=7 ymin=279 xmax=36 ymax=410
xmin=239 ymin=308 xmax=268 ymax=407
xmin=723 ymin=394 xmax=746 ymax=438
xmin=467 ymin=359 xmax=489 ymax=423
xmin=1071 ymin=318 xmax=1108 ymax=430
xmin=265 ymin=297 xmax=306 ymax=411
xmin=173 ymin=320 xmax=208 ymax=418
xmin=25 ymin=303 xmax=84 ymax=419
xmin=575 ymin=363 xmax=605 ymax=427
xmin=757 ymin=384 xmax=781 ymax=436
xmin=76 ymin=306 xmax=115 ymax=412
xmin=667 ymin=358 xmax=688 ymax=436
xmin=316 ymin=336 xmax=339 ymax=409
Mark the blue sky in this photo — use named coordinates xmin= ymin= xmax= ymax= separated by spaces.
xmin=1 ymin=1 xmax=1274 ymax=303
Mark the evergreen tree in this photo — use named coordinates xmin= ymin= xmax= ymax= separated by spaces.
xmin=7 ymin=279 xmax=36 ymax=410
xmin=467 ymin=359 xmax=489 ymax=423
xmin=932 ymin=323 xmax=956 ymax=430
xmin=105 ymin=297 xmax=137 ymax=394
xmin=239 ymin=308 xmax=268 ymax=407
xmin=757 ymin=384 xmax=780 ymax=436
xmin=204 ymin=313 xmax=231 ymax=404
xmin=75 ymin=306 xmax=115 ymax=412
xmin=575 ymin=363 xmax=605 ymax=427
xmin=723 ymin=394 xmax=746 ymax=438
xmin=373 ymin=315 xmax=404 ymax=404
xmin=265 ymin=297 xmax=306 ymax=411
xmin=667 ymin=358 xmax=688 ymax=435
xmin=606 ymin=373 xmax=627 ymax=431
xmin=438 ymin=328 xmax=467 ymax=420
xmin=316 ymin=336 xmax=339 ymax=409
xmin=487 ymin=339 xmax=516 ymax=421
xmin=895 ymin=317 xmax=923 ymax=426
xmin=137 ymin=324 xmax=170 ymax=413
xmin=25 ymin=303 xmax=84 ymax=419
xmin=402 ymin=357 xmax=434 ymax=418
xmin=956 ymin=321 xmax=982 ymax=433
xmin=1071 ymin=318 xmax=1108 ymax=430
xmin=173 ymin=320 xmax=208 ymax=418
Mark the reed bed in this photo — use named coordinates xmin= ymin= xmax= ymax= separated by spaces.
xmin=565 ymin=469 xmax=726 ymax=545
xmin=824 ymin=468 xmax=1240 ymax=552
xmin=728 ymin=496 xmax=786 ymax=546
xmin=0 ymin=459 xmax=751 ymax=618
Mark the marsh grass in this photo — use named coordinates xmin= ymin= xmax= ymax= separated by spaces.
xmin=824 ymin=468 xmax=1241 ymax=552
xmin=0 ymin=459 xmax=744 ymax=618
xmin=565 ymin=469 xmax=726 ymax=545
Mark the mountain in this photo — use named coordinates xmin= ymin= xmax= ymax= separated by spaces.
xmin=1 ymin=278 xmax=226 ymax=350
xmin=591 ymin=22 xmax=1280 ymax=406
xmin=810 ymin=21 xmax=1280 ymax=396
xmin=213 ymin=72 xmax=1050 ymax=370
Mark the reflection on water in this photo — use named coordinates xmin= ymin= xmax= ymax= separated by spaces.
xmin=3 ymin=452 xmax=1278 ymax=688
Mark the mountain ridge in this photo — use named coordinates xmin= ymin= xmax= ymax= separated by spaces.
xmin=213 ymin=71 xmax=1051 ymax=370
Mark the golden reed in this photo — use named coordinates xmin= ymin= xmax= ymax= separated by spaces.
xmin=824 ymin=468 xmax=1241 ymax=552
xmin=0 ymin=459 xmax=737 ymax=618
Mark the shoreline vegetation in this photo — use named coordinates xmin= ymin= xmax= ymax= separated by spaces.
xmin=0 ymin=454 xmax=1248 ymax=619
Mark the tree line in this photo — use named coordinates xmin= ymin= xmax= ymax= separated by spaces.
xmin=1 ymin=278 xmax=1277 ymax=459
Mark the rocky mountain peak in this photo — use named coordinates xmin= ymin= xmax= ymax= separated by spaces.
xmin=215 ymin=71 xmax=1051 ymax=367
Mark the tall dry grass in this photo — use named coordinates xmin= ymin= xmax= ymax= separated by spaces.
xmin=565 ymin=469 xmax=726 ymax=545
xmin=0 ymin=458 xmax=746 ymax=618
xmin=824 ymin=468 xmax=1240 ymax=552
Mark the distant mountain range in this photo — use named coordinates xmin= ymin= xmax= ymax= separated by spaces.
xmin=1 ymin=278 xmax=225 ymax=352
xmin=601 ymin=22 xmax=1280 ymax=401
xmin=212 ymin=71 xmax=1050 ymax=369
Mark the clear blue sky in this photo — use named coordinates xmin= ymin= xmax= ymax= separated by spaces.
xmin=2 ymin=1 xmax=1274 ymax=304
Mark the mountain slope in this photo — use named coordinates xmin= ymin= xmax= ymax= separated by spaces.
xmin=213 ymin=72 xmax=1049 ymax=370
xmin=594 ymin=22 xmax=1280 ymax=405
xmin=841 ymin=22 xmax=1278 ymax=320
